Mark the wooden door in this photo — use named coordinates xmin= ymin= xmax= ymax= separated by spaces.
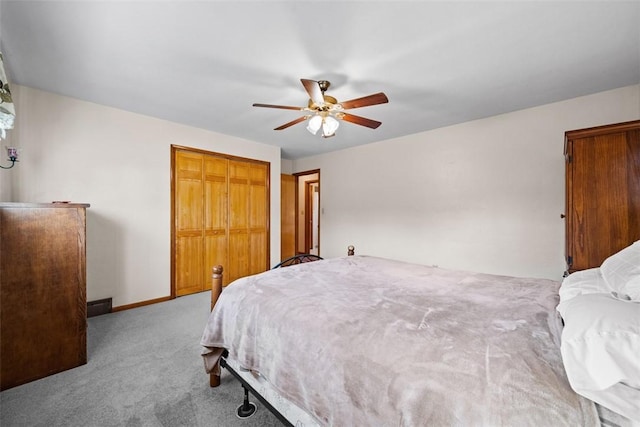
xmin=173 ymin=147 xmax=269 ymax=295
xmin=248 ymin=163 xmax=268 ymax=275
xmin=175 ymin=151 xmax=207 ymax=296
xmin=228 ymin=160 xmax=250 ymax=283
xmin=565 ymin=120 xmax=640 ymax=272
xmin=227 ymin=161 xmax=269 ymax=282
xmin=204 ymin=156 xmax=228 ymax=289
xmin=280 ymin=174 xmax=296 ymax=260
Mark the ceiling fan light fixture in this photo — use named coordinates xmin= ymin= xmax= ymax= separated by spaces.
xmin=306 ymin=114 xmax=323 ymax=135
xmin=322 ymin=115 xmax=339 ymax=137
xmin=306 ymin=114 xmax=340 ymax=137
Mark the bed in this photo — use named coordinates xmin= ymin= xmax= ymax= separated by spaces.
xmin=199 ymin=246 xmax=628 ymax=426
xmin=555 ymin=241 xmax=640 ymax=425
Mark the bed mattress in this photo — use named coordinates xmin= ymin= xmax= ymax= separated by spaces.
xmin=202 ymin=255 xmax=600 ymax=426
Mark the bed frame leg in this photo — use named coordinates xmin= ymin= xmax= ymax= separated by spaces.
xmin=209 ymin=265 xmax=224 ymax=388
xmin=236 ymin=385 xmax=257 ymax=418
xmin=209 ymin=372 xmax=220 ymax=388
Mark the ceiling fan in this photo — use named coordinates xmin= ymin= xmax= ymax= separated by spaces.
xmin=253 ymin=79 xmax=389 ymax=138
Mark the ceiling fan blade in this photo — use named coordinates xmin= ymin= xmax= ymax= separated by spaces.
xmin=341 ymin=113 xmax=382 ymax=129
xmin=339 ymin=92 xmax=389 ymax=110
xmin=274 ymin=116 xmax=308 ymax=130
xmin=253 ymin=103 xmax=304 ymax=111
xmin=301 ymin=79 xmax=325 ymax=106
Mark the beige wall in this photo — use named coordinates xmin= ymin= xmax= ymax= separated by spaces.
xmin=281 ymin=158 xmax=293 ymax=174
xmin=293 ymin=85 xmax=640 ymax=281
xmin=4 ymin=84 xmax=638 ymax=307
xmin=4 ymin=85 xmax=281 ymax=307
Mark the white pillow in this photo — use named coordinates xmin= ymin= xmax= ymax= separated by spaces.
xmin=558 ymin=294 xmax=640 ymax=393
xmin=601 ymin=241 xmax=640 ymax=300
xmin=558 ymin=267 xmax=611 ymax=303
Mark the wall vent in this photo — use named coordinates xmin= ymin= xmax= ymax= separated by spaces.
xmin=87 ymin=298 xmax=112 ymax=317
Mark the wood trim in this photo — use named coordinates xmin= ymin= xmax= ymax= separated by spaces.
xmin=171 ymin=144 xmax=270 ymax=166
xmin=304 ymin=180 xmax=318 ymax=253
xmin=170 ymin=146 xmax=177 ymax=299
xmin=265 ymin=162 xmax=272 ymax=270
xmin=292 ymin=169 xmax=321 ymax=178
xmin=293 ymin=169 xmax=320 ymax=255
xmin=305 ymin=181 xmax=311 ymax=253
xmin=564 ymin=139 xmax=573 ymax=272
xmin=565 ymin=119 xmax=640 ymax=140
xmin=111 ymin=295 xmax=172 ymax=312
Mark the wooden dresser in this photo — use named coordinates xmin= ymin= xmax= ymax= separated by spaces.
xmin=0 ymin=202 xmax=90 ymax=390
xmin=564 ymin=120 xmax=640 ymax=273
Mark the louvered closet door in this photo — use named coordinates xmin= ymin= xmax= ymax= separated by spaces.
xmin=175 ymin=151 xmax=206 ymax=296
xmin=204 ymin=156 xmax=228 ymax=288
xmin=228 ymin=161 xmax=250 ymax=283
xmin=248 ymin=163 xmax=268 ymax=274
xmin=174 ymin=147 xmax=269 ymax=295
xmin=227 ymin=161 xmax=269 ymax=282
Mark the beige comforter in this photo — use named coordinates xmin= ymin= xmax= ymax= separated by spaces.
xmin=201 ymin=256 xmax=598 ymax=426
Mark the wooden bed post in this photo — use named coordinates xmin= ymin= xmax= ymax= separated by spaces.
xmin=211 ymin=265 xmax=223 ymax=311
xmin=210 ymin=265 xmax=224 ymax=387
xmin=348 ymin=245 xmax=355 ymax=256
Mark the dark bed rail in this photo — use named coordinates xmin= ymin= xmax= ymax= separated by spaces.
xmin=272 ymin=253 xmax=323 ymax=269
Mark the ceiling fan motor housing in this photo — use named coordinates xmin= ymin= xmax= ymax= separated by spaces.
xmin=317 ymin=80 xmax=331 ymax=92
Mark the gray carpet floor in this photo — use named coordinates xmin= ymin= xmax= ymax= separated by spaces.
xmin=0 ymin=291 xmax=282 ymax=427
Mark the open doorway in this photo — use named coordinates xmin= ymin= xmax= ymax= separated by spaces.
xmin=295 ymin=170 xmax=320 ymax=256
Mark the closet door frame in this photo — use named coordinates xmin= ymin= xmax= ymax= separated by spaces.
xmin=170 ymin=145 xmax=271 ymax=298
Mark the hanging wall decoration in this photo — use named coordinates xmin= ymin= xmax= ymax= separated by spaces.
xmin=0 ymin=52 xmax=16 ymax=140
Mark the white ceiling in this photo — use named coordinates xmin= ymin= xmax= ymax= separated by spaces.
xmin=1 ymin=1 xmax=639 ymax=159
